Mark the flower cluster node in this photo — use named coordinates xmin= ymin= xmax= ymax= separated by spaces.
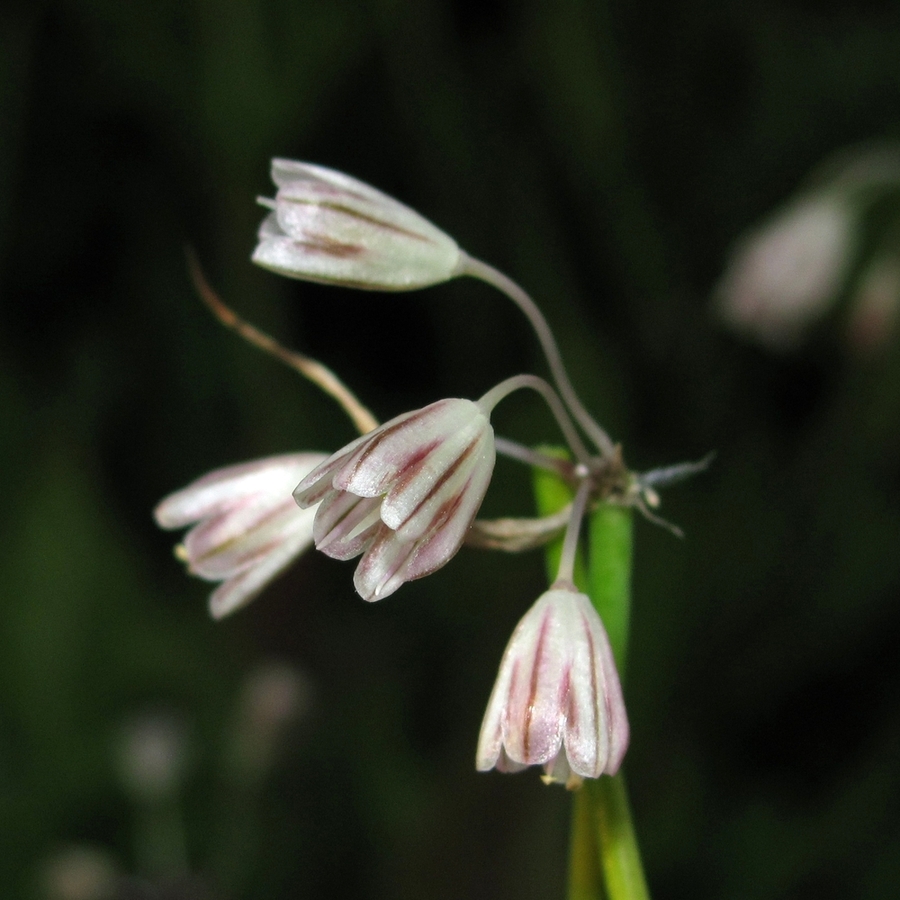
xmin=584 ymin=446 xmax=632 ymax=503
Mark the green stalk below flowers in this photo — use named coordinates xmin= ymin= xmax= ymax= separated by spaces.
xmin=533 ymin=456 xmax=650 ymax=900
xmin=587 ymin=504 xmax=632 ymax=678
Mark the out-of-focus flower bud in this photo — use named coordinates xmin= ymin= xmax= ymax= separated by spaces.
xmin=252 ymin=159 xmax=463 ymax=290
xmin=476 ymin=585 xmax=629 ymax=788
xmin=229 ymin=662 xmax=311 ymax=779
xmin=40 ymin=846 xmax=119 ymax=900
xmin=716 ymin=193 xmax=857 ymax=349
xmin=116 ymin=712 xmax=189 ymax=804
xmin=155 ymin=453 xmax=327 ymax=619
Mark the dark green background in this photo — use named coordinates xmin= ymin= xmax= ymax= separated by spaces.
xmin=3 ymin=1 xmax=900 ymax=898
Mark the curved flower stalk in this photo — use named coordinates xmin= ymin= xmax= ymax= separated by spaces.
xmin=293 ymin=398 xmax=495 ymax=601
xmin=476 ymin=583 xmax=629 ymax=788
xmin=252 ymin=159 xmax=463 ymax=290
xmin=251 ymin=158 xmax=616 ymax=458
xmin=155 ymin=453 xmax=327 ymax=619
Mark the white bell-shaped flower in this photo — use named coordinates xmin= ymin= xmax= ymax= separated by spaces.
xmin=252 ymin=159 xmax=462 ymax=290
xmin=155 ymin=453 xmax=327 ymax=619
xmin=476 ymin=584 xmax=629 ymax=786
xmin=293 ymin=398 xmax=495 ymax=601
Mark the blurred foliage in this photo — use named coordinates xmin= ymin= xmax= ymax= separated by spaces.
xmin=3 ymin=0 xmax=900 ymax=898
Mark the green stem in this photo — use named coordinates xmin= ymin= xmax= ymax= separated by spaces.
xmin=590 ymin=775 xmax=651 ymax=900
xmin=587 ymin=504 xmax=632 ymax=676
xmin=568 ymin=786 xmax=607 ymax=900
xmin=532 ymin=447 xmax=588 ymax=591
xmin=533 ymin=453 xmax=650 ymax=900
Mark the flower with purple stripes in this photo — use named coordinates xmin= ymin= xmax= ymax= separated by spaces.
xmin=252 ymin=159 xmax=462 ymax=290
xmin=155 ymin=453 xmax=327 ymax=619
xmin=476 ymin=584 xmax=629 ymax=787
xmin=293 ymin=398 xmax=495 ymax=602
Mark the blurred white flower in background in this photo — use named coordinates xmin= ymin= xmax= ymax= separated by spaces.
xmin=228 ymin=661 xmax=311 ymax=779
xmin=716 ymin=193 xmax=857 ymax=349
xmin=116 ymin=712 xmax=189 ymax=804
xmin=39 ymin=846 xmax=119 ymax=900
xmin=715 ymin=143 xmax=900 ymax=352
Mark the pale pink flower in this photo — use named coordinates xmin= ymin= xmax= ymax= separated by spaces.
xmin=155 ymin=453 xmax=327 ymax=619
xmin=252 ymin=159 xmax=462 ymax=290
xmin=293 ymin=398 xmax=495 ymax=602
xmin=716 ymin=193 xmax=857 ymax=349
xmin=476 ymin=585 xmax=629 ymax=786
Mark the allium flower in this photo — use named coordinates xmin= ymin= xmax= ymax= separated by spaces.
xmin=476 ymin=585 xmax=629 ymax=787
xmin=716 ymin=193 xmax=857 ymax=348
xmin=293 ymin=398 xmax=495 ymax=601
xmin=155 ymin=453 xmax=327 ymax=619
xmin=252 ymin=159 xmax=463 ymax=290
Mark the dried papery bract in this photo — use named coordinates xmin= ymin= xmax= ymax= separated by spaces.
xmin=294 ymin=398 xmax=495 ymax=601
xmin=252 ymin=160 xmax=463 ymax=290
xmin=476 ymin=584 xmax=629 ymax=787
xmin=155 ymin=453 xmax=327 ymax=619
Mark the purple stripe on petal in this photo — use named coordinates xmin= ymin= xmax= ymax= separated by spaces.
xmin=475 ymin=587 xmax=630 ymax=783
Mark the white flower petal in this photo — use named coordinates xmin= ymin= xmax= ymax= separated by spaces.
xmin=207 ymin=521 xmax=314 ymax=619
xmin=352 ymin=527 xmax=419 ymax=602
xmin=313 ymin=492 xmax=382 ymax=560
xmin=185 ymin=501 xmax=308 ymax=579
xmin=155 ymin=454 xmax=322 ymax=529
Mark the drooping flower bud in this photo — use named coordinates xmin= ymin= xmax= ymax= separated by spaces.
xmin=293 ymin=398 xmax=495 ymax=601
xmin=252 ymin=159 xmax=463 ymax=290
xmin=476 ymin=584 xmax=629 ymax=787
xmin=716 ymin=193 xmax=857 ymax=349
xmin=154 ymin=453 xmax=327 ymax=619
